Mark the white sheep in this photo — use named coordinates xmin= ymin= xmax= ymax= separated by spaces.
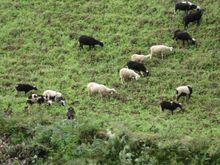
xmin=119 ymin=68 xmax=140 ymax=84
xmin=87 ymin=82 xmax=116 ymax=97
xmin=149 ymin=45 xmax=173 ymax=59
xmin=43 ymin=90 xmax=65 ymax=106
xmin=130 ymin=54 xmax=151 ymax=63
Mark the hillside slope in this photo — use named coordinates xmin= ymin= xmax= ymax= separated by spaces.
xmin=0 ymin=0 xmax=220 ymax=164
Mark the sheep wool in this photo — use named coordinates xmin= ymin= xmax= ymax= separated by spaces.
xmin=119 ymin=68 xmax=140 ymax=84
xmin=87 ymin=82 xmax=116 ymax=97
xmin=130 ymin=54 xmax=150 ymax=63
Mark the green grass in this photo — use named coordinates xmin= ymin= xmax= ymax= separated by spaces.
xmin=0 ymin=0 xmax=220 ymax=164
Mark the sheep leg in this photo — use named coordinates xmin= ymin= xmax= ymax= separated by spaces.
xmin=88 ymin=91 xmax=91 ymax=96
xmin=188 ymin=94 xmax=191 ymax=100
xmin=121 ymin=78 xmax=124 ymax=84
xmin=171 ymin=110 xmax=174 ymax=115
xmin=196 ymin=20 xmax=200 ymax=26
xmin=161 ymin=53 xmax=164 ymax=60
xmin=79 ymin=43 xmax=83 ymax=49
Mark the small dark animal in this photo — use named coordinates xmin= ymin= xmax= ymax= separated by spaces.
xmin=160 ymin=101 xmax=183 ymax=115
xmin=27 ymin=94 xmax=46 ymax=105
xmin=173 ymin=30 xmax=196 ymax=45
xmin=15 ymin=83 xmax=37 ymax=95
xmin=66 ymin=107 xmax=75 ymax=120
xmin=176 ymin=85 xmax=193 ymax=101
xmin=175 ymin=1 xmax=197 ymax=13
xmin=126 ymin=61 xmax=149 ymax=77
xmin=183 ymin=8 xmax=204 ymax=28
xmin=79 ymin=35 xmax=104 ymax=49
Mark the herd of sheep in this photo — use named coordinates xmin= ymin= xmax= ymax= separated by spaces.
xmin=13 ymin=1 xmax=204 ymax=117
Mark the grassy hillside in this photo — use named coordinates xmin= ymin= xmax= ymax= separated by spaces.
xmin=0 ymin=0 xmax=220 ymax=164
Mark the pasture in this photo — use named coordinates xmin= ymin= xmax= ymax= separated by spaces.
xmin=0 ymin=0 xmax=219 ymax=164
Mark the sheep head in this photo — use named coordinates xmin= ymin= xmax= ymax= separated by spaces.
xmin=135 ymin=74 xmax=141 ymax=80
xmin=109 ymin=88 xmax=117 ymax=94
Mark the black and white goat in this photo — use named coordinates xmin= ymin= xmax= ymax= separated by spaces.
xmin=79 ymin=35 xmax=103 ymax=49
xmin=160 ymin=101 xmax=184 ymax=115
xmin=173 ymin=29 xmax=196 ymax=45
xmin=175 ymin=1 xmax=197 ymax=13
xmin=176 ymin=85 xmax=193 ymax=101
xmin=26 ymin=94 xmax=46 ymax=105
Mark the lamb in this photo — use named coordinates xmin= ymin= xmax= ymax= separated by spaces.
xmin=160 ymin=101 xmax=184 ymax=115
xmin=130 ymin=54 xmax=151 ymax=63
xmin=87 ymin=82 xmax=116 ymax=97
xmin=79 ymin=35 xmax=103 ymax=49
xmin=127 ymin=61 xmax=149 ymax=77
xmin=15 ymin=83 xmax=37 ymax=95
xmin=149 ymin=45 xmax=173 ymax=60
xmin=173 ymin=30 xmax=196 ymax=45
xmin=119 ymin=68 xmax=140 ymax=84
xmin=43 ymin=90 xmax=66 ymax=106
xmin=175 ymin=1 xmax=197 ymax=13
xmin=183 ymin=8 xmax=205 ymax=28
xmin=176 ymin=85 xmax=193 ymax=101
xmin=26 ymin=94 xmax=46 ymax=105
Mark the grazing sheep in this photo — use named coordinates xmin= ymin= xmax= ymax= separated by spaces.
xmin=127 ymin=61 xmax=149 ymax=76
xmin=43 ymin=90 xmax=66 ymax=106
xmin=149 ymin=45 xmax=173 ymax=60
xmin=183 ymin=8 xmax=205 ymax=28
xmin=87 ymin=82 xmax=116 ymax=97
xmin=130 ymin=54 xmax=151 ymax=63
xmin=175 ymin=1 xmax=197 ymax=13
xmin=15 ymin=83 xmax=37 ymax=94
xmin=160 ymin=101 xmax=183 ymax=115
xmin=173 ymin=30 xmax=196 ymax=45
xmin=176 ymin=85 xmax=193 ymax=101
xmin=119 ymin=68 xmax=140 ymax=84
xmin=79 ymin=35 xmax=103 ymax=49
xmin=66 ymin=107 xmax=75 ymax=120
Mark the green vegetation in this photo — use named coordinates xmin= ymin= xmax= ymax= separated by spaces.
xmin=0 ymin=0 xmax=220 ymax=164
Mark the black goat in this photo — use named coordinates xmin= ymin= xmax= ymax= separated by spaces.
xmin=160 ymin=101 xmax=184 ymax=115
xmin=175 ymin=1 xmax=197 ymax=13
xmin=126 ymin=61 xmax=149 ymax=77
xmin=173 ymin=30 xmax=196 ymax=45
xmin=79 ymin=35 xmax=103 ymax=49
xmin=15 ymin=83 xmax=37 ymax=95
xmin=183 ymin=8 xmax=204 ymax=28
